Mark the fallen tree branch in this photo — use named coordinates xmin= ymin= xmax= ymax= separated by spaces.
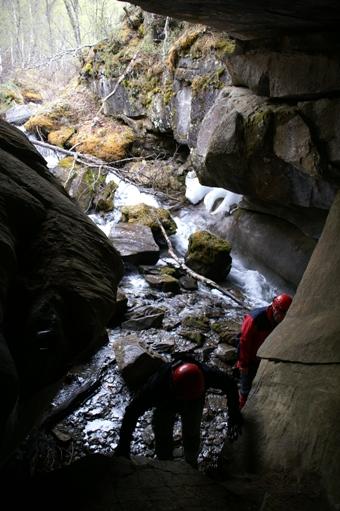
xmin=32 ymin=138 xmax=99 ymax=162
xmin=157 ymin=219 xmax=249 ymax=309
xmin=31 ymin=138 xmax=183 ymax=206
xmin=41 ymin=362 xmax=115 ymax=430
xmin=23 ymin=43 xmax=99 ymax=69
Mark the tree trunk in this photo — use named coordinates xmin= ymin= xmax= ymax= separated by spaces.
xmin=63 ymin=0 xmax=82 ymax=48
xmin=10 ymin=0 xmax=23 ymax=66
xmin=44 ymin=0 xmax=58 ymax=55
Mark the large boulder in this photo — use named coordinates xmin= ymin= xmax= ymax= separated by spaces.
xmin=0 ymin=119 xmax=124 ymax=464
xmin=192 ymin=87 xmax=337 ymax=210
xmin=230 ymin=190 xmax=340 ymax=509
xmin=108 ymin=223 xmax=160 ymax=265
xmin=185 ymin=230 xmax=232 ymax=281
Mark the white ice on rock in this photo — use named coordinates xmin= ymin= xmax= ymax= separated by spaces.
xmin=204 ymin=189 xmax=242 ymax=215
xmin=186 ymin=170 xmax=242 ymax=215
xmin=185 ymin=170 xmax=213 ymax=205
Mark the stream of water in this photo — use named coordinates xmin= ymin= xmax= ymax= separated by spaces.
xmin=22 ymin=134 xmax=282 ymax=473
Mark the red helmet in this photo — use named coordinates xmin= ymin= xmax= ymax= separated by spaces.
xmin=172 ymin=363 xmax=205 ymax=400
xmin=272 ymin=294 xmax=292 ymax=313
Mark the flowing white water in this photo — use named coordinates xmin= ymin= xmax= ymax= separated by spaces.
xmin=171 ymin=204 xmax=278 ymax=307
xmin=89 ymin=173 xmax=279 ymax=308
xmin=31 ymin=139 xmax=279 ymax=307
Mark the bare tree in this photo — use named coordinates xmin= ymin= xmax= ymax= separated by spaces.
xmin=63 ymin=0 xmax=82 ymax=47
xmin=8 ymin=0 xmax=24 ymax=66
xmin=44 ymin=0 xmax=59 ymax=54
xmin=27 ymin=0 xmax=41 ymax=66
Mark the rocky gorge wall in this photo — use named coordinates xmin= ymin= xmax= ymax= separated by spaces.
xmin=82 ymin=6 xmax=340 ymax=287
xmin=106 ymin=2 xmax=340 ymax=507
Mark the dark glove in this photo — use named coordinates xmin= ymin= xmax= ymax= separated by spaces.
xmin=227 ymin=411 xmax=243 ymax=443
xmin=114 ymin=442 xmax=131 ymax=459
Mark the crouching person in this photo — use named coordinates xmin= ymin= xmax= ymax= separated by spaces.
xmin=115 ymin=355 xmax=243 ymax=467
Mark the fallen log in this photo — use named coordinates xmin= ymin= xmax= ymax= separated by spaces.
xmin=157 ymin=219 xmax=249 ymax=310
xmin=31 ymin=139 xmax=183 ymax=205
xmin=41 ymin=362 xmax=115 ymax=430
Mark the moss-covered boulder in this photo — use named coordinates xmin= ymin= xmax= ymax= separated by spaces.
xmin=48 ymin=127 xmax=75 ymax=147
xmin=124 ymin=159 xmax=186 ymax=197
xmin=24 ymin=100 xmax=76 ymax=136
xmin=53 ymin=157 xmax=114 ymax=213
xmin=68 ymin=124 xmax=135 ymax=161
xmin=120 ymin=203 xmax=177 ymax=240
xmin=185 ymin=230 xmax=232 ymax=281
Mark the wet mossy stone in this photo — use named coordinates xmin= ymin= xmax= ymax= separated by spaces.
xmin=185 ymin=230 xmax=232 ymax=281
xmin=120 ymin=203 xmax=177 ymax=241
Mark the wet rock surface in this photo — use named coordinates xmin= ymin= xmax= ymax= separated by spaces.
xmin=13 ymin=270 xmax=243 ymax=474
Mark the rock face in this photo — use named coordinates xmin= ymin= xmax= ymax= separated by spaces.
xmin=0 ymin=119 xmax=124 ymax=464
xmin=108 ymin=223 xmax=160 ymax=265
xmin=193 ymin=87 xmax=337 ymax=210
xmin=84 ymin=9 xmax=340 ymax=285
xmin=226 ymin=190 xmax=340 ymax=510
xmin=112 ymin=3 xmax=340 ymax=506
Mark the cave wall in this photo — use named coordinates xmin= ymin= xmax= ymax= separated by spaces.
xmin=244 ymin=190 xmax=340 ymax=508
xmin=0 ymin=119 xmax=124 ymax=465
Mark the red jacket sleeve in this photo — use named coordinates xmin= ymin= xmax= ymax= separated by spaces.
xmin=238 ymin=314 xmax=257 ymax=369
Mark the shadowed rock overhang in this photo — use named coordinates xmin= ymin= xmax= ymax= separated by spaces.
xmin=119 ymin=0 xmax=340 ymax=39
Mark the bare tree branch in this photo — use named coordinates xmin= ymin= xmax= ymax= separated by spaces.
xmin=23 ymin=43 xmax=97 ymax=70
xmin=156 ymin=219 xmax=249 ymax=309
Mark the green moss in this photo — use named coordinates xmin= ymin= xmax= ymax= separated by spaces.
xmin=122 ymin=72 xmax=161 ymax=107
xmin=82 ymin=62 xmax=94 ymax=77
xmin=244 ymin=106 xmax=274 ymax=158
xmin=0 ymin=82 xmax=23 ymax=111
xmin=190 ymin=32 xmax=237 ymax=59
xmin=214 ymin=37 xmax=237 ymax=57
xmin=120 ymin=204 xmax=177 ymax=236
xmin=162 ymin=80 xmax=174 ymax=105
xmin=58 ymin=156 xmax=76 ymax=168
xmin=84 ymin=168 xmax=106 ymax=192
xmin=159 ymin=267 xmax=178 ymax=277
xmin=166 ymin=26 xmax=205 ymax=71
xmin=191 ymin=68 xmax=225 ymax=94
xmin=182 ymin=315 xmax=210 ymax=331
xmin=138 ymin=24 xmax=145 ymax=37
xmin=188 ymin=230 xmax=231 ymax=265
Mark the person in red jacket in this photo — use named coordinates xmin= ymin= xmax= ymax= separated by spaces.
xmin=236 ymin=293 xmax=292 ymax=409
